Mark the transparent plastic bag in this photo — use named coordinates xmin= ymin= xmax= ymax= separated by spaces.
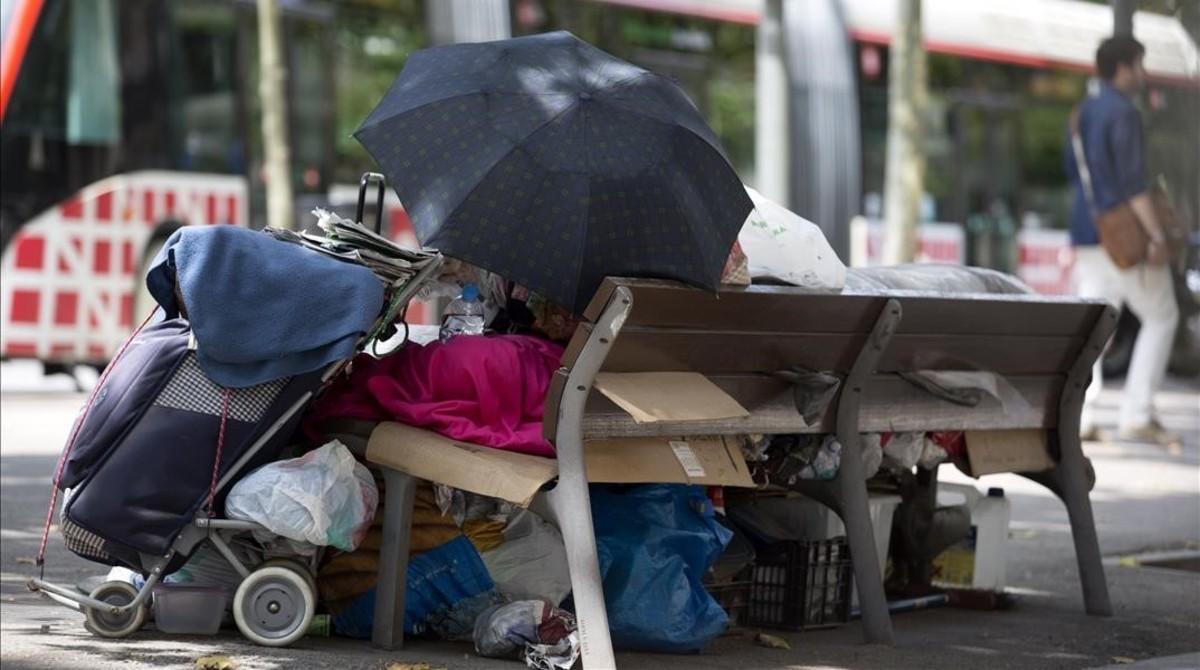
xmin=225 ymin=440 xmax=377 ymax=552
xmin=481 ymin=509 xmax=571 ymax=605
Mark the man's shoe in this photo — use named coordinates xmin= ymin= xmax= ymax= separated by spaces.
xmin=1117 ymin=420 xmax=1181 ymax=447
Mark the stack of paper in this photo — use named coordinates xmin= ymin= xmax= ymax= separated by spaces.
xmin=265 ymin=208 xmax=440 ymax=284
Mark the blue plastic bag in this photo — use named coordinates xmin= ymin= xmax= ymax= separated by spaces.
xmin=590 ymin=484 xmax=733 ymax=653
xmin=333 ymin=535 xmax=505 ymax=640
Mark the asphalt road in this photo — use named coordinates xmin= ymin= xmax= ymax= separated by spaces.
xmin=2 ymin=361 xmax=1197 ymax=670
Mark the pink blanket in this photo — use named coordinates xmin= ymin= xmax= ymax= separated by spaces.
xmin=307 ymin=335 xmax=563 ymax=457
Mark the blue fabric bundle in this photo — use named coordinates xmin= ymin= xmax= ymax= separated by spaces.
xmin=146 ymin=225 xmax=384 ymax=387
xmin=333 ymin=535 xmax=505 ymax=640
xmin=590 ymin=484 xmax=733 ymax=653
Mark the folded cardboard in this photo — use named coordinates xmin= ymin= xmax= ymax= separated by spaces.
xmin=965 ymin=429 xmax=1054 ymax=476
xmin=366 ymin=422 xmax=753 ymax=506
xmin=593 ymin=371 xmax=750 ymax=423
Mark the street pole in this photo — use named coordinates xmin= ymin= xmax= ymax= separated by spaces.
xmin=882 ymin=0 xmax=926 ymax=265
xmin=755 ymin=0 xmax=789 ymax=205
xmin=257 ymin=0 xmax=294 ymax=229
xmin=427 ymin=0 xmax=510 ymax=45
xmin=1112 ymin=0 xmax=1135 ymax=36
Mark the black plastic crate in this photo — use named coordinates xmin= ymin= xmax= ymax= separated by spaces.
xmin=746 ymin=537 xmax=852 ymax=631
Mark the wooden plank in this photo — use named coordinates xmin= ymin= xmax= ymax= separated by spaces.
xmin=582 ymin=277 xmax=1106 ymax=338
xmin=575 ymin=328 xmax=1083 ymax=376
xmin=573 ymin=373 xmax=1062 ymax=439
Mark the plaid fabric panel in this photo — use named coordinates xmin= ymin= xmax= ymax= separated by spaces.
xmin=61 ymin=517 xmax=112 ymax=563
xmin=154 ymin=355 xmax=288 ymax=423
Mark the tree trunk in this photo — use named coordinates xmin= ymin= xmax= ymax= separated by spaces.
xmin=881 ymin=0 xmax=926 ymax=265
xmin=257 ymin=0 xmax=293 ymax=229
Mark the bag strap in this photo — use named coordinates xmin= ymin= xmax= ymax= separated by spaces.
xmin=204 ymin=390 xmax=233 ymax=517
xmin=1069 ymin=108 xmax=1100 ymax=219
xmin=36 ymin=309 xmax=159 ymax=579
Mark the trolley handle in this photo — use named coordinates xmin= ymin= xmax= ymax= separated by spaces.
xmin=355 ymin=172 xmax=387 ymax=234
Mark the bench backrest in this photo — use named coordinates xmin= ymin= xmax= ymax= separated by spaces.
xmin=543 ymin=277 xmax=1114 ymax=440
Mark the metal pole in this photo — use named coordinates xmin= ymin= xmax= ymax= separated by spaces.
xmin=755 ymin=0 xmax=789 ymax=204
xmin=1112 ymin=0 xmax=1135 ymax=36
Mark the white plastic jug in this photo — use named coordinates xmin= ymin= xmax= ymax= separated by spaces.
xmin=935 ymin=483 xmax=1011 ymax=591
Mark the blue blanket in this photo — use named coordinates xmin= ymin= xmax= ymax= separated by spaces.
xmin=146 ymin=226 xmax=384 ymax=388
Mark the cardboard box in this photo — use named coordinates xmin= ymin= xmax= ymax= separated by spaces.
xmin=965 ymin=429 xmax=1054 ymax=476
xmin=593 ymin=371 xmax=749 ymax=423
xmin=366 ymin=422 xmax=753 ymax=506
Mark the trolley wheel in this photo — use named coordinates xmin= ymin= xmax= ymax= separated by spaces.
xmin=84 ymin=581 xmax=146 ymax=639
xmin=233 ymin=565 xmax=314 ymax=647
xmin=259 ymin=558 xmax=318 ymax=596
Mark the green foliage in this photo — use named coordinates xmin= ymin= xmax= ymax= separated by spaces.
xmin=332 ymin=0 xmax=426 ymax=183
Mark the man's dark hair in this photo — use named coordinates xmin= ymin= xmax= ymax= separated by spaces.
xmin=1096 ymin=35 xmax=1146 ymax=80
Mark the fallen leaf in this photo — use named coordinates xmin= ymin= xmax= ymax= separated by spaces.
xmin=753 ymin=632 xmax=791 ymax=650
xmin=15 ymin=557 xmax=36 ymax=566
xmin=195 ymin=656 xmax=238 ymax=670
xmin=1111 ymin=657 xmax=1136 ymax=665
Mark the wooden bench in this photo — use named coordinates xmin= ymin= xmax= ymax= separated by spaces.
xmin=370 ymin=277 xmax=1118 ymax=669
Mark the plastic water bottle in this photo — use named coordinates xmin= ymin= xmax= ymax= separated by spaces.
xmin=439 ymin=283 xmax=485 ymax=342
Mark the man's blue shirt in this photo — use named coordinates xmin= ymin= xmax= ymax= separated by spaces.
xmin=1065 ymin=84 xmax=1148 ymax=247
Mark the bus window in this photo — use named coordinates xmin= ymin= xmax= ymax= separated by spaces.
xmin=67 ymin=0 xmax=120 ymax=146
xmin=171 ymin=2 xmax=242 ymax=175
xmin=1 ymin=0 xmax=126 ymax=245
xmin=287 ymin=16 xmax=333 ymax=194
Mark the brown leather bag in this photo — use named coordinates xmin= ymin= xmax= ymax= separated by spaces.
xmin=1070 ymin=111 xmax=1146 ymax=269
xmin=1094 ymin=202 xmax=1147 ymax=269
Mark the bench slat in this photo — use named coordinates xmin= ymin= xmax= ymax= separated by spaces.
xmin=582 ymin=278 xmax=1107 ymax=338
xmin=564 ymin=326 xmax=1084 ymax=376
xmin=567 ymin=373 xmax=1062 ymax=438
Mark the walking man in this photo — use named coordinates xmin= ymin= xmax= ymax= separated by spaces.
xmin=1066 ymin=35 xmax=1179 ymax=444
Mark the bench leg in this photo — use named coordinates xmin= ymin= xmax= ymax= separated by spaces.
xmin=1022 ymin=440 xmax=1112 ymax=617
xmin=543 ymin=286 xmax=631 ymax=670
xmin=1023 ymin=304 xmax=1115 ymax=617
xmin=836 ymin=431 xmax=895 ymax=644
xmin=1057 ymin=439 xmax=1112 ymax=617
xmin=543 ymin=449 xmax=616 ymax=670
xmin=373 ymin=468 xmax=417 ymax=650
xmin=834 ymin=298 xmax=902 ymax=645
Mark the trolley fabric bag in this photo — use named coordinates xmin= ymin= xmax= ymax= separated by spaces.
xmin=57 ymin=317 xmax=323 ymax=572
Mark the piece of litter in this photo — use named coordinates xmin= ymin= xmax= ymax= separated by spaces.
xmin=1111 ymin=658 xmax=1136 ymax=665
xmin=15 ymin=557 xmax=36 ymax=565
xmin=195 ymin=656 xmax=238 ymax=670
xmin=753 ymin=632 xmax=791 ymax=650
xmin=39 ymin=624 xmax=50 ymax=634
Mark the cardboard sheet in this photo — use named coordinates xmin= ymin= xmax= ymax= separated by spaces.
xmin=582 ymin=436 xmax=754 ymax=487
xmin=367 ymin=422 xmax=558 ymax=506
xmin=593 ymin=371 xmax=750 ymax=424
xmin=965 ymin=429 xmax=1054 ymax=476
xmin=366 ymin=423 xmax=754 ymax=506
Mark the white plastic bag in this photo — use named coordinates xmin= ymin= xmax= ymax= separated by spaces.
xmin=481 ymin=509 xmax=571 ymax=606
xmin=225 ymin=440 xmax=377 ymax=552
xmin=738 ymin=186 xmax=847 ymax=289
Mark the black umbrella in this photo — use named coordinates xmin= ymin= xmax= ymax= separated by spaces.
xmin=355 ymin=31 xmax=752 ymax=313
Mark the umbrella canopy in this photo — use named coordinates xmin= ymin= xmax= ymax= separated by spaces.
xmin=354 ymin=31 xmax=752 ymax=313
